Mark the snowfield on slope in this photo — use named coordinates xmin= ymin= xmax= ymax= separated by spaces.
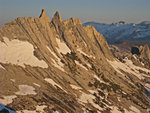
xmin=0 ymin=95 xmax=17 ymax=105
xmin=107 ymin=58 xmax=150 ymax=80
xmin=78 ymin=91 xmax=103 ymax=111
xmin=0 ymin=37 xmax=48 ymax=68
xmin=15 ymin=85 xmax=36 ymax=95
xmin=47 ymin=46 xmax=65 ymax=72
xmin=56 ymin=38 xmax=71 ymax=54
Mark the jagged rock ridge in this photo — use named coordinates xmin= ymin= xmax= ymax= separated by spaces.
xmin=0 ymin=9 xmax=150 ymax=113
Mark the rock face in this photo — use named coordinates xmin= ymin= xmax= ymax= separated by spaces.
xmin=0 ymin=10 xmax=150 ymax=113
xmin=130 ymin=45 xmax=150 ymax=68
xmin=139 ymin=44 xmax=150 ymax=60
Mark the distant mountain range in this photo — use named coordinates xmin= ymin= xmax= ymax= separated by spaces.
xmin=83 ymin=21 xmax=150 ymax=44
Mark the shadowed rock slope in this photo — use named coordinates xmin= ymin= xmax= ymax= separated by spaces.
xmin=0 ymin=9 xmax=150 ymax=113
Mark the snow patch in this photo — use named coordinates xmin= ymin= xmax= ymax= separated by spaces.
xmin=17 ymin=105 xmax=47 ymax=113
xmin=17 ymin=110 xmax=36 ymax=113
xmin=0 ymin=95 xmax=17 ymax=105
xmin=10 ymin=79 xmax=16 ymax=82
xmin=117 ymin=97 xmax=121 ymax=102
xmin=145 ymin=83 xmax=150 ymax=89
xmin=0 ymin=64 xmax=5 ymax=70
xmin=51 ymin=59 xmax=65 ymax=72
xmin=70 ymin=84 xmax=82 ymax=90
xmin=15 ymin=85 xmax=36 ymax=95
xmin=45 ymin=78 xmax=63 ymax=89
xmin=75 ymin=60 xmax=88 ymax=70
xmin=124 ymin=106 xmax=141 ymax=113
xmin=86 ymin=63 xmax=91 ymax=68
xmin=46 ymin=46 xmax=58 ymax=59
xmin=130 ymin=106 xmax=141 ymax=113
xmin=33 ymin=83 xmax=41 ymax=87
xmin=93 ymin=75 xmax=104 ymax=83
xmin=88 ymin=90 xmax=98 ymax=94
xmin=56 ymin=38 xmax=71 ymax=54
xmin=78 ymin=91 xmax=103 ymax=111
xmin=36 ymin=105 xmax=47 ymax=113
xmin=77 ymin=48 xmax=94 ymax=58
xmin=47 ymin=46 xmax=65 ymax=72
xmin=107 ymin=59 xmax=150 ymax=79
xmin=133 ymin=55 xmax=137 ymax=59
xmin=45 ymin=78 xmax=67 ymax=93
xmin=111 ymin=106 xmax=122 ymax=113
xmin=82 ymin=108 xmax=89 ymax=113
xmin=83 ymin=41 xmax=87 ymax=47
xmin=110 ymin=104 xmax=141 ymax=113
xmin=0 ymin=37 xmax=48 ymax=68
xmin=53 ymin=111 xmax=60 ymax=113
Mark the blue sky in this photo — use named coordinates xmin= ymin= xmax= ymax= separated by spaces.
xmin=0 ymin=0 xmax=150 ymax=25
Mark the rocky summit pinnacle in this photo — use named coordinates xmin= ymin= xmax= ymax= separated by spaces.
xmin=0 ymin=10 xmax=150 ymax=113
xmin=52 ymin=11 xmax=62 ymax=22
xmin=39 ymin=9 xmax=50 ymax=23
xmin=39 ymin=9 xmax=48 ymax=18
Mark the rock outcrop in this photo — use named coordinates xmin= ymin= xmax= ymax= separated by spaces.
xmin=0 ymin=10 xmax=150 ymax=113
xmin=139 ymin=44 xmax=150 ymax=60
